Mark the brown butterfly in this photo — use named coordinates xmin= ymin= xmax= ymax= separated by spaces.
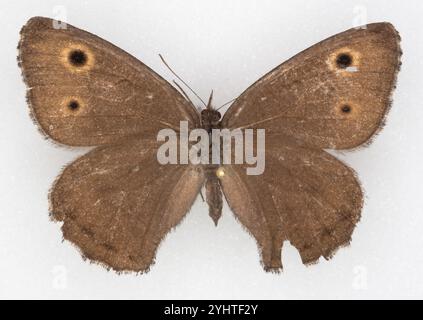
xmin=18 ymin=17 xmax=401 ymax=273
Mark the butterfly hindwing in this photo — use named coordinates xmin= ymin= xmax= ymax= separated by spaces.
xmin=50 ymin=138 xmax=204 ymax=272
xmin=219 ymin=136 xmax=363 ymax=271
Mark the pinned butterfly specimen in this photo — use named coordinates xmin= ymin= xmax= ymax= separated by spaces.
xmin=18 ymin=17 xmax=401 ymax=273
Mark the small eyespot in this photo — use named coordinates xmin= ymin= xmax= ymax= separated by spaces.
xmin=336 ymin=53 xmax=353 ymax=69
xmin=341 ymin=104 xmax=352 ymax=114
xmin=68 ymin=100 xmax=80 ymax=111
xmin=68 ymin=49 xmax=88 ymax=67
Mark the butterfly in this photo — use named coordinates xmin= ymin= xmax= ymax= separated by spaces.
xmin=18 ymin=17 xmax=401 ymax=273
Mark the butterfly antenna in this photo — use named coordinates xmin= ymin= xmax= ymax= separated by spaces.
xmin=172 ymin=80 xmax=196 ymax=108
xmin=216 ymin=96 xmax=238 ymax=111
xmin=159 ymin=54 xmax=207 ymax=107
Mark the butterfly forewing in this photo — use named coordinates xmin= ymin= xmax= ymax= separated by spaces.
xmin=18 ymin=17 xmax=200 ymax=146
xmin=222 ymin=23 xmax=401 ymax=150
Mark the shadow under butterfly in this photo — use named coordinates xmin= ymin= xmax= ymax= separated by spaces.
xmin=18 ymin=17 xmax=402 ymax=273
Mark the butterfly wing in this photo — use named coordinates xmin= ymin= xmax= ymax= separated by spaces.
xmin=219 ymin=136 xmax=362 ymax=271
xmin=50 ymin=137 xmax=204 ymax=272
xmin=222 ymin=23 xmax=401 ymax=149
xmin=18 ymin=17 xmax=199 ymax=146
xmin=219 ymin=23 xmax=400 ymax=270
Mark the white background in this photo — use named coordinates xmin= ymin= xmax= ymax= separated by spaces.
xmin=0 ymin=0 xmax=422 ymax=299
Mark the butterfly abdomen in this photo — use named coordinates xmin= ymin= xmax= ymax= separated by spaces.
xmin=205 ymin=172 xmax=223 ymax=226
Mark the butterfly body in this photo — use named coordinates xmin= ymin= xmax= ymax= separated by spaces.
xmin=18 ymin=17 xmax=401 ymax=273
xmin=199 ymin=95 xmax=224 ymax=225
